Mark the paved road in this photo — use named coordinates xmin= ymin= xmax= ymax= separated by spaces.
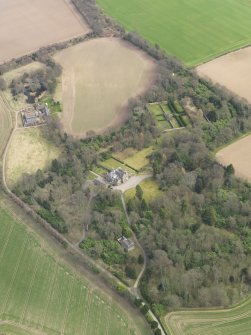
xmin=113 ymin=174 xmax=151 ymax=193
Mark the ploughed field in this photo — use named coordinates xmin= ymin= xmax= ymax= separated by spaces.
xmin=0 ymin=0 xmax=89 ymax=64
xmin=0 ymin=204 xmax=147 ymax=335
xmin=54 ymin=37 xmax=156 ymax=137
xmin=165 ymin=298 xmax=251 ymax=335
xmin=96 ymin=0 xmax=251 ymax=67
xmin=197 ymin=46 xmax=251 ymax=104
xmin=216 ymin=135 xmax=251 ymax=183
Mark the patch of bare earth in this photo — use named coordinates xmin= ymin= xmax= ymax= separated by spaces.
xmin=0 ymin=0 xmax=89 ymax=64
xmin=216 ymin=135 xmax=251 ymax=182
xmin=197 ymin=46 xmax=251 ymax=103
xmin=53 ymin=37 xmax=156 ymax=137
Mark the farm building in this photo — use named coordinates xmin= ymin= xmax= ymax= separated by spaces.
xmin=21 ymin=103 xmax=49 ymax=127
xmin=118 ymin=236 xmax=135 ymax=252
xmin=21 ymin=108 xmax=37 ymax=127
xmin=106 ymin=168 xmax=129 ymax=186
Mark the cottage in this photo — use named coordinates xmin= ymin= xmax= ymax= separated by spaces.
xmin=106 ymin=168 xmax=129 ymax=186
xmin=118 ymin=236 xmax=135 ymax=252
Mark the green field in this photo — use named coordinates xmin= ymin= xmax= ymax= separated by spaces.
xmin=0 ymin=94 xmax=12 ymax=156
xmin=125 ymin=178 xmax=162 ymax=202
xmin=0 ymin=205 xmax=147 ymax=335
xmin=96 ymin=0 xmax=251 ymax=66
xmin=165 ymin=298 xmax=251 ymax=335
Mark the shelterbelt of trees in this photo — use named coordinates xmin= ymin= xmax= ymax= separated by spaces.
xmin=11 ymin=0 xmax=251 ymax=314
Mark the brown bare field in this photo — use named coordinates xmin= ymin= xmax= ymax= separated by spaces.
xmin=197 ymin=46 xmax=251 ymax=104
xmin=6 ymin=128 xmax=60 ymax=187
xmin=53 ymin=37 xmax=156 ymax=137
xmin=216 ymin=134 xmax=251 ymax=182
xmin=0 ymin=0 xmax=89 ymax=64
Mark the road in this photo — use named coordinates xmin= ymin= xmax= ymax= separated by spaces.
xmin=113 ymin=174 xmax=151 ymax=193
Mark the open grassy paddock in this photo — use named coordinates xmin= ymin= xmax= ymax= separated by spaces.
xmin=53 ymin=37 xmax=156 ymax=137
xmin=114 ymin=147 xmax=154 ymax=171
xmin=6 ymin=128 xmax=60 ymax=188
xmin=97 ymin=0 xmax=251 ymax=66
xmin=0 ymin=0 xmax=89 ymax=64
xmin=2 ymin=62 xmax=45 ymax=86
xmin=0 ymin=203 xmax=148 ymax=335
xmin=165 ymin=297 xmax=251 ymax=335
xmin=124 ymin=178 xmax=162 ymax=202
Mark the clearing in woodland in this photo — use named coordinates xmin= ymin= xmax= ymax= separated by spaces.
xmin=0 ymin=203 xmax=148 ymax=335
xmin=6 ymin=128 xmax=60 ymax=188
xmin=197 ymin=46 xmax=251 ymax=104
xmin=53 ymin=37 xmax=156 ymax=137
xmin=97 ymin=0 xmax=251 ymax=67
xmin=165 ymin=297 xmax=251 ymax=335
xmin=216 ymin=134 xmax=251 ymax=183
xmin=0 ymin=0 xmax=89 ymax=64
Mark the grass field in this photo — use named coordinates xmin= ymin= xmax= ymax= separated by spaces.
xmin=6 ymin=128 xmax=60 ymax=187
xmin=165 ymin=297 xmax=251 ymax=335
xmin=2 ymin=62 xmax=45 ymax=86
xmin=53 ymin=37 xmax=156 ymax=137
xmin=115 ymin=147 xmax=154 ymax=171
xmin=0 ymin=0 xmax=88 ymax=64
xmin=96 ymin=0 xmax=251 ymax=66
xmin=101 ymin=158 xmax=136 ymax=174
xmin=125 ymin=178 xmax=162 ymax=202
xmin=0 ymin=94 xmax=12 ymax=156
xmin=0 ymin=204 xmax=147 ymax=335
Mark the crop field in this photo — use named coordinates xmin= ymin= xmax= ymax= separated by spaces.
xmin=0 ymin=204 xmax=147 ymax=335
xmin=6 ymin=128 xmax=60 ymax=187
xmin=197 ymin=45 xmax=251 ymax=104
xmin=96 ymin=0 xmax=251 ymax=67
xmin=216 ymin=134 xmax=251 ymax=183
xmin=53 ymin=37 xmax=156 ymax=137
xmin=0 ymin=0 xmax=89 ymax=64
xmin=165 ymin=297 xmax=251 ymax=335
xmin=0 ymin=94 xmax=12 ymax=156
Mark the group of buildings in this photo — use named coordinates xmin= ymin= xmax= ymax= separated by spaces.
xmin=21 ymin=103 xmax=49 ymax=127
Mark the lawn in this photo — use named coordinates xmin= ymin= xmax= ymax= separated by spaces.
xmin=96 ymin=0 xmax=251 ymax=67
xmin=6 ymin=128 xmax=60 ymax=187
xmin=0 ymin=204 xmax=148 ymax=335
xmin=147 ymin=104 xmax=171 ymax=130
xmin=125 ymin=178 xmax=162 ymax=202
xmin=101 ymin=157 xmax=136 ymax=174
xmin=165 ymin=297 xmax=251 ymax=335
xmin=122 ymin=147 xmax=154 ymax=171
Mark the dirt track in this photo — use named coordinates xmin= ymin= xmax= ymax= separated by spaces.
xmin=0 ymin=0 xmax=89 ymax=64
xmin=216 ymin=135 xmax=251 ymax=182
xmin=197 ymin=46 xmax=251 ymax=104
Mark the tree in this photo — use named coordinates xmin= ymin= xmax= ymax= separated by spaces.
xmin=226 ymin=164 xmax=235 ymax=176
xmin=136 ymin=185 xmax=143 ymax=201
xmin=0 ymin=77 xmax=6 ymax=91
xmin=154 ymin=329 xmax=161 ymax=335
